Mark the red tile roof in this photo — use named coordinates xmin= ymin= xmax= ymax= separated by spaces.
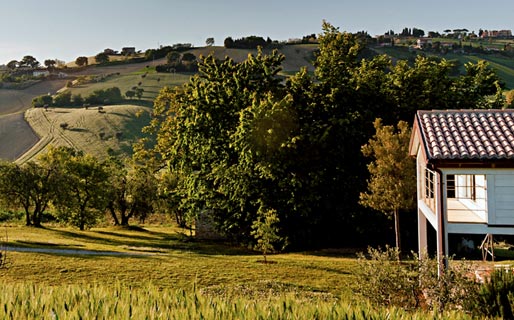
xmin=417 ymin=109 xmax=514 ymax=160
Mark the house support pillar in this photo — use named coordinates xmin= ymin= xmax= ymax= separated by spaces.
xmin=418 ymin=209 xmax=428 ymax=257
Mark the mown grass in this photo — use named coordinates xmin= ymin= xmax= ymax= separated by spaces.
xmin=0 ymin=224 xmax=359 ymax=297
xmin=0 ymin=223 xmax=476 ymax=319
xmin=20 ymin=104 xmax=151 ymax=162
xmin=66 ymin=68 xmax=191 ymax=103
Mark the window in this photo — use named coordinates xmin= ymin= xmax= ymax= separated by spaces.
xmin=447 ymin=174 xmax=455 ymax=198
xmin=453 ymin=174 xmax=485 ymax=203
xmin=423 ymin=168 xmax=436 ymax=212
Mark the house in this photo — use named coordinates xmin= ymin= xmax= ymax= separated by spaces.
xmin=416 ymin=37 xmax=432 ymax=49
xmin=409 ymin=109 xmax=514 ymax=262
xmin=121 ymin=47 xmax=136 ymax=55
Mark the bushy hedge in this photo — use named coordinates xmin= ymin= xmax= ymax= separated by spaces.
xmin=32 ymin=87 xmax=123 ymax=108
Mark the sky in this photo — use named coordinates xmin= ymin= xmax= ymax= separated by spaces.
xmin=0 ymin=0 xmax=513 ymax=65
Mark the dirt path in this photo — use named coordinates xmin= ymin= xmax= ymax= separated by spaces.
xmin=4 ymin=246 xmax=154 ymax=256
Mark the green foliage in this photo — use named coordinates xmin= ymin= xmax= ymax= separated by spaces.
xmin=359 ymin=119 xmax=416 ymax=250
xmin=139 ymin=21 xmax=506 ymax=248
xmin=40 ymin=146 xmax=109 ymax=230
xmin=505 ymin=89 xmax=514 ymax=108
xmin=251 ymin=206 xmax=284 ymax=262
xmin=75 ymin=56 xmax=88 ymax=67
xmin=53 ymin=91 xmax=72 ymax=107
xmin=357 ymin=247 xmax=479 ymax=313
xmin=0 ymin=281 xmax=474 ymax=319
xmin=0 ymin=161 xmax=59 ymax=227
xmin=95 ymin=52 xmax=110 ymax=64
xmin=104 ymin=158 xmax=158 ymax=226
xmin=84 ymin=87 xmax=123 ymax=105
xmin=473 ymin=269 xmax=514 ymax=318
xmin=31 ymin=94 xmax=52 ymax=107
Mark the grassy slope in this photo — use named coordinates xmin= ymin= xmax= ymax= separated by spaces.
xmin=0 ymin=224 xmax=359 ymax=299
xmin=19 ymin=104 xmax=151 ymax=163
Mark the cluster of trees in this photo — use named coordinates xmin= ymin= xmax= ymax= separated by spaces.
xmin=400 ymin=27 xmax=425 ymax=37
xmin=155 ymin=52 xmax=198 ymax=73
xmin=136 ymin=22 xmax=504 ymax=249
xmin=0 ymin=147 xmax=157 ymax=230
xmin=224 ymin=36 xmax=278 ymax=49
xmin=32 ymin=87 xmax=123 ymax=107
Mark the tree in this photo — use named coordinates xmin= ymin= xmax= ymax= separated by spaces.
xmin=20 ymin=55 xmax=39 ymax=68
xmin=6 ymin=60 xmax=18 ymax=70
xmin=53 ymin=91 xmax=72 ymax=107
xmin=72 ymin=94 xmax=84 ymax=106
xmin=166 ymin=51 xmax=181 ymax=65
xmin=94 ymin=52 xmax=109 ymax=64
xmin=41 ymin=147 xmax=109 ymax=230
xmin=125 ymin=90 xmax=135 ymax=99
xmin=205 ymin=37 xmax=215 ymax=46
xmin=251 ymin=206 xmax=283 ymax=263
xmin=105 ymin=158 xmax=158 ymax=226
xmin=224 ymin=36 xmax=234 ymax=48
xmin=32 ymin=94 xmax=53 ymax=107
xmin=134 ymin=88 xmax=144 ymax=100
xmin=44 ymin=59 xmax=56 ymax=70
xmin=181 ymin=52 xmax=196 ymax=63
xmin=75 ymin=56 xmax=89 ymax=67
xmin=0 ymin=161 xmax=60 ymax=227
xmin=359 ymin=119 xmax=416 ymax=252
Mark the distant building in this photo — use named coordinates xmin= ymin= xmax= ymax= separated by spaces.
xmin=121 ymin=47 xmax=136 ymax=55
xmin=481 ymin=30 xmax=512 ymax=38
xmin=104 ymin=48 xmax=117 ymax=55
xmin=33 ymin=70 xmax=50 ymax=77
xmin=416 ymin=37 xmax=432 ymax=49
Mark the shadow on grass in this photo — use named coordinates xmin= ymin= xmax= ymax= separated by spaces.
xmin=46 ymin=226 xmax=252 ymax=256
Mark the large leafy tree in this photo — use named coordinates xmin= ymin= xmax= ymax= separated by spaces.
xmin=41 ymin=147 xmax=109 ymax=230
xmin=20 ymin=55 xmax=39 ymax=68
xmin=0 ymin=161 xmax=60 ymax=227
xmin=75 ymin=56 xmax=89 ymax=67
xmin=359 ymin=119 xmax=416 ymax=251
xmin=94 ymin=52 xmax=110 ymax=64
xmin=139 ymin=22 xmax=505 ymax=248
xmin=105 ymin=158 xmax=158 ymax=226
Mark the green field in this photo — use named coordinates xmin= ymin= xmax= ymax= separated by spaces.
xmin=0 ymin=223 xmax=476 ymax=319
xmin=19 ymin=104 xmax=151 ymax=163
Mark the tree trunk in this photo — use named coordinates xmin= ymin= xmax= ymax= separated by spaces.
xmin=24 ymin=207 xmax=31 ymax=226
xmin=394 ymin=209 xmax=401 ymax=253
xmin=108 ymin=203 xmax=120 ymax=226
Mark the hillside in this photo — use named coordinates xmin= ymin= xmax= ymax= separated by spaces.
xmin=4 ymin=45 xmax=317 ymax=162
xmin=19 ymin=105 xmax=151 ymax=163
xmin=3 ymin=43 xmax=514 ymax=162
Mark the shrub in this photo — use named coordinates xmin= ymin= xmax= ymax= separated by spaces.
xmin=357 ymin=247 xmax=480 ymax=313
xmin=473 ymin=268 xmax=514 ymax=318
xmin=32 ymin=95 xmax=53 ymax=108
xmin=357 ymin=246 xmax=420 ymax=309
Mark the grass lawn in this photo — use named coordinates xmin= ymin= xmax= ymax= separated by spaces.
xmin=0 ymin=222 xmax=489 ymax=318
xmin=0 ymin=223 xmax=360 ymax=300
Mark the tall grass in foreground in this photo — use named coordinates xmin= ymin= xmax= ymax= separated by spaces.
xmin=0 ymin=282 xmax=473 ymax=320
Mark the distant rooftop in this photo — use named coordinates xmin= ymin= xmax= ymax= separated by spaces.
xmin=416 ymin=109 xmax=514 ymax=160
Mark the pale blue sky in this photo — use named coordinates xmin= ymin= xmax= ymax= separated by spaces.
xmin=0 ymin=0 xmax=513 ymax=65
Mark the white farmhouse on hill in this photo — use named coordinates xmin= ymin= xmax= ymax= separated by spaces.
xmin=409 ymin=109 xmax=514 ymax=260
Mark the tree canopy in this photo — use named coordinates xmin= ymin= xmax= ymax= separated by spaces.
xmin=138 ymin=21 xmax=504 ymax=249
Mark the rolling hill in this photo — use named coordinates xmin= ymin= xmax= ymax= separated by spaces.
xmin=2 ymin=43 xmax=514 ymax=163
